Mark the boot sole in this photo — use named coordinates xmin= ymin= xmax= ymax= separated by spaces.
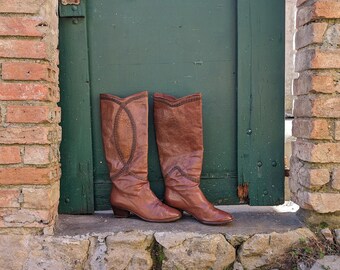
xmin=179 ymin=209 xmax=234 ymax=225
xmin=113 ymin=207 xmax=182 ymax=223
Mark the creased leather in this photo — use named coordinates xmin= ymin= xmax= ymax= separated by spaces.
xmin=154 ymin=92 xmax=234 ymax=225
xmin=100 ymin=91 xmax=181 ymax=222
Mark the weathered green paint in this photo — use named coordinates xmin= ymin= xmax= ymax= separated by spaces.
xmin=58 ymin=0 xmax=285 ymax=212
xmin=237 ymin=0 xmax=285 ymax=205
xmin=58 ymin=3 xmax=94 ymax=214
xmin=87 ymin=0 xmax=239 ymax=210
xmin=58 ymin=2 xmax=86 ymax=18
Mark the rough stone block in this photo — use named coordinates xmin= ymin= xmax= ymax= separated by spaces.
xmin=238 ymin=228 xmax=315 ymax=270
xmin=335 ymin=229 xmax=340 ymax=245
xmin=0 ymin=235 xmax=89 ymax=269
xmin=26 ymin=237 xmax=90 ymax=270
xmin=325 ymin=24 xmax=340 ymax=48
xmin=311 ymin=255 xmax=340 ymax=270
xmin=155 ymin=232 xmax=235 ymax=270
xmin=104 ymin=231 xmax=154 ymax=270
xmin=225 ymin=233 xmax=250 ymax=248
xmin=320 ymin=228 xmax=334 ymax=243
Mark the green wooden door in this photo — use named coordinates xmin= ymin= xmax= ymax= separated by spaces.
xmin=58 ymin=0 xmax=284 ymax=213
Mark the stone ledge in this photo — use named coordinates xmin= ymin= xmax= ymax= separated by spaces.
xmin=56 ymin=205 xmax=303 ymax=236
xmin=1 ymin=205 xmax=339 ymax=270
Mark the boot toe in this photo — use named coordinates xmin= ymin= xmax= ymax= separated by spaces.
xmin=159 ymin=204 xmax=182 ymax=222
xmin=201 ymin=208 xmax=234 ymax=225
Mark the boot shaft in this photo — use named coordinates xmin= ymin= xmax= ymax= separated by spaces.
xmin=100 ymin=91 xmax=149 ymax=181
xmin=153 ymin=93 xmax=204 ymax=182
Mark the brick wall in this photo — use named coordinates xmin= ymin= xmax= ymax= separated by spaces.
xmin=0 ymin=0 xmax=60 ymax=233
xmin=0 ymin=0 xmax=339 ymax=234
xmin=291 ymin=0 xmax=340 ymax=224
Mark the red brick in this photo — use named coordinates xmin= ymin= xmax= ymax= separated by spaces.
xmin=296 ymin=49 xmax=340 ymax=72
xmin=0 ymin=146 xmax=21 ymax=164
xmin=335 ymin=121 xmax=340 ymax=140
xmin=292 ymin=119 xmax=331 ymax=139
xmin=0 ymin=166 xmax=59 ymax=185
xmin=293 ymin=96 xmax=313 ymax=117
xmin=22 ymin=182 xmax=59 ymax=209
xmin=0 ymin=17 xmax=43 ymax=37
xmin=0 ymin=83 xmax=53 ymax=101
xmin=294 ymin=95 xmax=340 ymax=118
xmin=298 ymin=168 xmax=330 ymax=188
xmin=0 ymin=0 xmax=44 ymax=14
xmin=297 ymin=1 xmax=340 ymax=27
xmin=23 ymin=146 xmax=51 ymax=165
xmin=294 ymin=74 xmax=340 ymax=95
xmin=297 ymin=6 xmax=315 ymax=27
xmin=6 ymin=105 xmax=56 ymax=124
xmin=312 ymin=96 xmax=340 ymax=118
xmin=0 ymin=40 xmax=47 ymax=59
xmin=2 ymin=62 xmax=50 ymax=81
xmin=332 ymin=168 xmax=340 ymax=190
xmin=0 ymin=189 xmax=20 ymax=208
xmin=0 ymin=127 xmax=57 ymax=144
xmin=295 ymin=23 xmax=328 ymax=50
xmin=314 ymin=1 xmax=340 ymax=18
xmin=293 ymin=140 xmax=340 ymax=163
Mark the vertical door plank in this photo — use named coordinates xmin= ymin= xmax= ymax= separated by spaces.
xmin=237 ymin=0 xmax=285 ymax=205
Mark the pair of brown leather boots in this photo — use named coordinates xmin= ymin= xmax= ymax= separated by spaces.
xmin=100 ymin=91 xmax=233 ymax=225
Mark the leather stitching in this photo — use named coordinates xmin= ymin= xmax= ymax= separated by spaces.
xmin=102 ymin=95 xmax=145 ymax=180
xmin=154 ymin=96 xmax=201 ymax=107
xmin=166 ymin=166 xmax=200 ymax=183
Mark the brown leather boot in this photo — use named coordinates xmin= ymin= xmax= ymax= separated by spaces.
xmin=100 ymin=91 xmax=181 ymax=222
xmin=154 ymin=93 xmax=233 ymax=225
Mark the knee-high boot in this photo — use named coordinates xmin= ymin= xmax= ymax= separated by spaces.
xmin=100 ymin=91 xmax=181 ymax=222
xmin=154 ymin=93 xmax=233 ymax=225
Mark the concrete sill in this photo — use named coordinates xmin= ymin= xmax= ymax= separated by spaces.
xmin=56 ymin=203 xmax=303 ymax=236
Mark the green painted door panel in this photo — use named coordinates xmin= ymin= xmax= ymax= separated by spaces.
xmin=86 ymin=0 xmax=239 ymax=210
xmin=237 ymin=0 xmax=285 ymax=205
xmin=59 ymin=7 xmax=94 ymax=214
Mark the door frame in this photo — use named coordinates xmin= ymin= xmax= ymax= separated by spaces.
xmin=58 ymin=0 xmax=285 ymax=214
